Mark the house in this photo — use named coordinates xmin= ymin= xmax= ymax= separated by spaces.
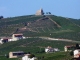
xmin=2 ymin=38 xmax=8 ymax=43
xmin=11 ymin=34 xmax=25 ymax=41
xmin=45 ymin=46 xmax=54 ymax=53
xmin=22 ymin=54 xmax=37 ymax=60
xmin=54 ymin=48 xmax=60 ymax=52
xmin=8 ymin=33 xmax=26 ymax=42
xmin=0 ymin=40 xmax=3 ymax=44
xmin=9 ymin=51 xmax=25 ymax=58
xmin=74 ymin=49 xmax=80 ymax=58
xmin=64 ymin=45 xmax=75 ymax=52
xmin=0 ymin=34 xmax=26 ymax=44
xmin=0 ymin=37 xmax=11 ymax=44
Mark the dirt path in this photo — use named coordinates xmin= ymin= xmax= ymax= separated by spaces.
xmin=38 ymin=37 xmax=80 ymax=43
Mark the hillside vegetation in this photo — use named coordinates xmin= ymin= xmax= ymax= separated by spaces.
xmin=0 ymin=15 xmax=80 ymax=41
xmin=0 ymin=38 xmax=77 ymax=60
xmin=0 ymin=15 xmax=80 ymax=60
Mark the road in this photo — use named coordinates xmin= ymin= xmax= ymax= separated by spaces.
xmin=38 ymin=37 xmax=80 ymax=43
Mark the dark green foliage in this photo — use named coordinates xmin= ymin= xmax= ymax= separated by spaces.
xmin=70 ymin=51 xmax=74 ymax=56
xmin=0 ymin=38 xmax=78 ymax=60
xmin=70 ymin=19 xmax=80 ymax=26
xmin=76 ymin=43 xmax=80 ymax=49
xmin=0 ymin=38 xmax=77 ymax=55
xmin=0 ymin=15 xmax=80 ymax=41
xmin=0 ymin=15 xmax=80 ymax=60
xmin=0 ymin=16 xmax=3 ymax=19
xmin=28 ymin=54 xmax=35 ymax=58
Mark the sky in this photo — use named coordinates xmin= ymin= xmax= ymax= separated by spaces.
xmin=0 ymin=0 xmax=80 ymax=19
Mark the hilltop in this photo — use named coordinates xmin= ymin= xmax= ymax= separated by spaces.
xmin=0 ymin=15 xmax=80 ymax=41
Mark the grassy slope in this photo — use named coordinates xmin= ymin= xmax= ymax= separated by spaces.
xmin=0 ymin=15 xmax=43 ymax=36
xmin=23 ymin=15 xmax=80 ymax=41
xmin=0 ymin=38 xmax=77 ymax=60
xmin=0 ymin=52 xmax=73 ymax=60
xmin=0 ymin=15 xmax=80 ymax=41
xmin=0 ymin=15 xmax=80 ymax=60
xmin=0 ymin=38 xmax=77 ymax=55
xmin=70 ymin=19 xmax=80 ymax=26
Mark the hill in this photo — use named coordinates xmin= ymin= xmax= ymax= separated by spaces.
xmin=0 ymin=15 xmax=80 ymax=41
xmin=0 ymin=15 xmax=80 ymax=60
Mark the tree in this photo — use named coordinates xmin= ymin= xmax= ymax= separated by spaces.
xmin=0 ymin=16 xmax=3 ymax=19
xmin=70 ymin=50 xmax=73 ymax=56
xmin=28 ymin=54 xmax=35 ymax=58
xmin=24 ymin=23 xmax=27 ymax=26
xmin=49 ymin=12 xmax=51 ymax=14
xmin=76 ymin=43 xmax=80 ymax=49
xmin=46 ymin=12 xmax=51 ymax=15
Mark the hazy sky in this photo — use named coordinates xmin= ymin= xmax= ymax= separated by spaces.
xmin=0 ymin=0 xmax=80 ymax=19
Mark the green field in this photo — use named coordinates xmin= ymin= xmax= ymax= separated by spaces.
xmin=0 ymin=52 xmax=73 ymax=60
xmin=0 ymin=38 xmax=78 ymax=60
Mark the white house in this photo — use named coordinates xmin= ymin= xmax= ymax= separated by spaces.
xmin=22 ymin=54 xmax=37 ymax=60
xmin=74 ymin=49 xmax=80 ymax=58
xmin=0 ymin=40 xmax=3 ymax=44
xmin=45 ymin=46 xmax=54 ymax=53
xmin=11 ymin=34 xmax=25 ymax=41
xmin=8 ymin=34 xmax=26 ymax=42
xmin=54 ymin=48 xmax=60 ymax=52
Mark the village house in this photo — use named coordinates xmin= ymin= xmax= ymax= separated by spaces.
xmin=0 ymin=33 xmax=26 ymax=44
xmin=45 ymin=46 xmax=60 ymax=53
xmin=64 ymin=45 xmax=75 ymax=52
xmin=9 ymin=51 xmax=25 ymax=58
xmin=11 ymin=33 xmax=26 ymax=41
xmin=22 ymin=54 xmax=37 ymax=60
xmin=54 ymin=48 xmax=60 ymax=52
xmin=74 ymin=49 xmax=80 ymax=58
xmin=0 ymin=37 xmax=11 ymax=44
xmin=45 ymin=46 xmax=54 ymax=53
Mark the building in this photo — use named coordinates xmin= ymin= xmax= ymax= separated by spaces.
xmin=0 ymin=40 xmax=3 ymax=44
xmin=54 ymin=48 xmax=60 ymax=52
xmin=10 ymin=33 xmax=26 ymax=41
xmin=0 ymin=34 xmax=26 ymax=44
xmin=45 ymin=46 xmax=54 ymax=53
xmin=22 ymin=54 xmax=37 ymax=60
xmin=64 ymin=46 xmax=75 ymax=52
xmin=35 ymin=8 xmax=44 ymax=15
xmin=0 ymin=38 xmax=11 ymax=44
xmin=9 ymin=51 xmax=25 ymax=58
xmin=74 ymin=49 xmax=80 ymax=58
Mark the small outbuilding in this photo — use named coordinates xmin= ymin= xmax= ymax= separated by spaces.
xmin=74 ymin=49 xmax=80 ymax=58
xmin=9 ymin=51 xmax=25 ymax=58
xmin=22 ymin=54 xmax=37 ymax=60
xmin=45 ymin=46 xmax=54 ymax=53
xmin=64 ymin=45 xmax=75 ymax=52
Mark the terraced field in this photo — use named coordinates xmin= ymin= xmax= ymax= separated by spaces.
xmin=0 ymin=15 xmax=80 ymax=41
